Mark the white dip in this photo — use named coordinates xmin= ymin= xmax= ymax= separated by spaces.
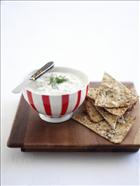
xmin=27 ymin=72 xmax=84 ymax=95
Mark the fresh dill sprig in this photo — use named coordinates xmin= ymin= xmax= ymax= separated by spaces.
xmin=48 ymin=75 xmax=68 ymax=88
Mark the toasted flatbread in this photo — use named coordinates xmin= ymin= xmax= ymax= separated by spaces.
xmin=88 ymin=87 xmax=128 ymax=116
xmin=105 ymin=107 xmax=128 ymax=116
xmin=106 ymin=101 xmax=136 ymax=116
xmin=95 ymin=106 xmax=118 ymax=129
xmin=73 ymin=112 xmax=135 ymax=144
xmin=94 ymin=73 xmax=138 ymax=108
xmin=88 ymin=87 xmax=98 ymax=100
xmin=105 ymin=87 xmax=138 ymax=115
xmin=85 ymin=99 xmax=103 ymax=123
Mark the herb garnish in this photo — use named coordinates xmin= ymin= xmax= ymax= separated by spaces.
xmin=49 ymin=75 xmax=68 ymax=88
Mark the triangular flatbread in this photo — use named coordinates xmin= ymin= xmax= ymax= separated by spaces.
xmin=88 ymin=87 xmax=98 ymax=100
xmin=85 ymin=99 xmax=103 ymax=123
xmin=95 ymin=73 xmax=138 ymax=108
xmin=88 ymin=87 xmax=128 ymax=116
xmin=95 ymin=106 xmax=118 ymax=129
xmin=105 ymin=107 xmax=128 ymax=117
xmin=73 ymin=112 xmax=135 ymax=144
xmin=85 ymin=95 xmax=119 ymax=129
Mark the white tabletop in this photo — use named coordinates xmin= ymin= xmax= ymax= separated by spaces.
xmin=1 ymin=1 xmax=140 ymax=185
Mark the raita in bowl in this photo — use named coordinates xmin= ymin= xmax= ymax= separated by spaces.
xmin=22 ymin=67 xmax=89 ymax=123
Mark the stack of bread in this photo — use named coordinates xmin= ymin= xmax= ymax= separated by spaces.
xmin=73 ymin=73 xmax=138 ymax=143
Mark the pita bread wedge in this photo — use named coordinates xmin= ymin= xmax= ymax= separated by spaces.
xmin=88 ymin=87 xmax=129 ymax=117
xmin=95 ymin=73 xmax=138 ymax=108
xmin=73 ymin=112 xmax=135 ymax=144
xmin=106 ymin=87 xmax=138 ymax=115
xmin=106 ymin=100 xmax=137 ymax=116
xmin=105 ymin=107 xmax=128 ymax=117
xmin=88 ymin=87 xmax=98 ymax=100
xmin=85 ymin=99 xmax=103 ymax=123
xmin=87 ymin=96 xmax=118 ymax=129
xmin=95 ymin=106 xmax=118 ymax=129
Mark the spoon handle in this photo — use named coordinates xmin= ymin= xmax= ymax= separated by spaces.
xmin=30 ymin=61 xmax=54 ymax=80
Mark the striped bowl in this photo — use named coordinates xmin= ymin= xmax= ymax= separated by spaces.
xmin=22 ymin=67 xmax=89 ymax=123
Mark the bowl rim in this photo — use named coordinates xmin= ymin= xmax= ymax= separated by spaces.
xmin=23 ymin=66 xmax=89 ymax=96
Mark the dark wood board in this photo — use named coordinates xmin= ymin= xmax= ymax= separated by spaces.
xmin=7 ymin=82 xmax=140 ymax=152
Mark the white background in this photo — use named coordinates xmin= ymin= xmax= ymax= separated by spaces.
xmin=1 ymin=1 xmax=140 ymax=185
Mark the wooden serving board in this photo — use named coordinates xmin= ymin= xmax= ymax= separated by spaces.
xmin=7 ymin=82 xmax=140 ymax=152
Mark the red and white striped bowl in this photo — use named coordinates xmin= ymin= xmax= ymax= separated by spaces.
xmin=22 ymin=67 xmax=89 ymax=123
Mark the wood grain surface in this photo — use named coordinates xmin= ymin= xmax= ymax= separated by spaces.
xmin=7 ymin=82 xmax=140 ymax=152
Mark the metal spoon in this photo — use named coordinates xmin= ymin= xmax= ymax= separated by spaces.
xmin=12 ymin=61 xmax=54 ymax=94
